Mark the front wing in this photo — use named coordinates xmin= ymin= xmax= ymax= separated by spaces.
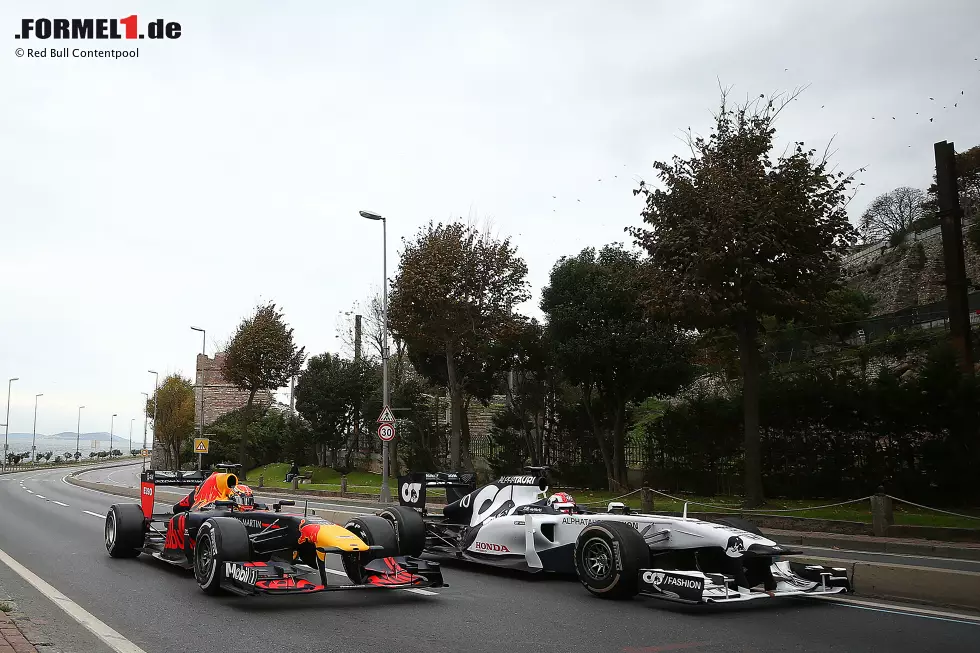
xmin=638 ymin=560 xmax=850 ymax=604
xmin=219 ymin=555 xmax=446 ymax=596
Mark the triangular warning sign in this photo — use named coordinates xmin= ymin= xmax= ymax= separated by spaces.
xmin=377 ymin=405 xmax=395 ymax=423
xmin=195 ymin=439 xmax=208 ymax=452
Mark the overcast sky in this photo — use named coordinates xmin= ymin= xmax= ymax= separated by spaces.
xmin=1 ymin=0 xmax=978 ymax=435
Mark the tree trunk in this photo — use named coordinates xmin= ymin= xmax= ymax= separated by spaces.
xmin=612 ymin=401 xmax=627 ymax=490
xmin=582 ymin=387 xmax=615 ymax=491
xmin=238 ymin=389 xmax=258 ymax=481
xmin=737 ymin=318 xmax=765 ymax=507
xmin=446 ymin=344 xmax=463 ymax=471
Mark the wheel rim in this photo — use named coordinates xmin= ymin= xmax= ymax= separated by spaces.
xmin=196 ymin=532 xmax=215 ymax=584
xmin=582 ymin=537 xmax=614 ymax=581
xmin=105 ymin=511 xmax=116 ymax=550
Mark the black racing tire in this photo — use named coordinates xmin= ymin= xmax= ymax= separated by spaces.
xmin=378 ymin=506 xmax=426 ymax=557
xmin=574 ymin=521 xmax=648 ymax=599
xmin=713 ymin=516 xmax=763 ymax=536
xmin=341 ymin=515 xmax=398 ymax=584
xmin=194 ymin=517 xmax=251 ymax=595
xmin=105 ymin=504 xmax=145 ymax=558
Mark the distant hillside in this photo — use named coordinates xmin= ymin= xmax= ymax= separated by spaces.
xmin=5 ymin=431 xmax=128 ymax=443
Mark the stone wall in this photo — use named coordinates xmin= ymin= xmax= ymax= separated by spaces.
xmin=845 ymin=219 xmax=978 ymax=316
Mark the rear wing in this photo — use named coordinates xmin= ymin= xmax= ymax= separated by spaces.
xmin=397 ymin=472 xmax=476 ymax=513
xmin=139 ymin=468 xmax=223 ymax=518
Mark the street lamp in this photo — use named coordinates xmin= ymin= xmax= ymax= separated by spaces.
xmin=3 ymin=378 xmax=18 ymax=472
xmin=360 ymin=210 xmax=392 ymax=503
xmin=129 ymin=418 xmax=134 ymax=458
xmin=190 ymin=326 xmax=206 ymax=470
xmin=75 ymin=405 xmax=85 ymax=461
xmin=141 ymin=392 xmax=149 ymax=466
xmin=148 ymin=370 xmax=159 ymax=468
xmin=32 ymin=393 xmax=43 ymax=466
xmin=110 ymin=413 xmax=117 ymax=457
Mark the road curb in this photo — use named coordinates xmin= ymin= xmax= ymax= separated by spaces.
xmin=787 ymin=554 xmax=980 ymax=611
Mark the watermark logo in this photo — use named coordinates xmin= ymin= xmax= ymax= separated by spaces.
xmin=15 ymin=16 xmax=181 ymax=40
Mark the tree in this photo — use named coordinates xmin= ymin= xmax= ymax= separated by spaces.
xmin=147 ymin=374 xmax=197 ymax=470
xmin=295 ymin=353 xmax=376 ymax=469
xmin=925 ymin=144 xmax=980 ymax=227
xmin=223 ymin=303 xmax=306 ymax=479
xmin=43 ymin=451 xmax=52 ymax=461
xmin=630 ymin=90 xmax=856 ymax=506
xmin=858 ymin=187 xmax=926 ymax=244
xmin=542 ymin=244 xmax=695 ymax=490
xmin=389 ymin=221 xmax=529 ymax=470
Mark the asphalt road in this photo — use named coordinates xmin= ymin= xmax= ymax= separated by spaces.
xmin=1 ymin=464 xmax=979 ymax=653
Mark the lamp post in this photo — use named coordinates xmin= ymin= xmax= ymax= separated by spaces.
xmin=359 ymin=210 xmax=391 ymax=503
xmin=75 ymin=405 xmax=85 ymax=461
xmin=109 ymin=413 xmax=117 ymax=458
xmin=32 ymin=393 xmax=42 ymax=466
xmin=3 ymin=378 xmax=18 ymax=472
xmin=141 ymin=392 xmax=149 ymax=467
xmin=190 ymin=326 xmax=206 ymax=471
xmin=129 ymin=418 xmax=134 ymax=459
xmin=148 ymin=371 xmax=159 ymax=469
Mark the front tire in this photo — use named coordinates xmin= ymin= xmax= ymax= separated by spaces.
xmin=574 ymin=521 xmax=648 ymax=599
xmin=194 ymin=517 xmax=251 ymax=595
xmin=341 ymin=515 xmax=398 ymax=584
xmin=378 ymin=506 xmax=426 ymax=557
xmin=105 ymin=504 xmax=145 ymax=558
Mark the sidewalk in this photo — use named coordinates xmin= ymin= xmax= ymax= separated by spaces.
xmin=0 ymin=607 xmax=39 ymax=653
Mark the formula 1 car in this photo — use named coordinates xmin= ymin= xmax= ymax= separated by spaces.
xmin=103 ymin=466 xmax=445 ymax=596
xmin=391 ymin=468 xmax=850 ymax=604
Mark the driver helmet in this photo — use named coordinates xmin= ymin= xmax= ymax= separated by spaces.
xmin=232 ymin=484 xmax=255 ymax=510
xmin=548 ymin=492 xmax=576 ymax=514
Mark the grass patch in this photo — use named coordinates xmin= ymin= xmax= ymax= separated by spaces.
xmin=247 ymin=463 xmax=397 ymax=493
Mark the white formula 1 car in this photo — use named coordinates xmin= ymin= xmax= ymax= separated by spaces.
xmin=374 ymin=468 xmax=850 ymax=604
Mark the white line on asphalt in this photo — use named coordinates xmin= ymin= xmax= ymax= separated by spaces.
xmin=319 ymin=567 xmax=438 ymax=595
xmin=25 ymin=489 xmax=33 ymax=493
xmin=51 ymin=500 xmax=69 ymax=507
xmin=812 ymin=595 xmax=980 ymax=625
xmin=0 ymin=546 xmax=148 ymax=653
xmin=83 ymin=510 xmax=106 ymax=519
xmin=35 ymin=494 xmax=46 ymax=499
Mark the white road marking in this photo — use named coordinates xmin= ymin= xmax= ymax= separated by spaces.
xmin=811 ymin=595 xmax=980 ymax=625
xmin=0 ymin=546 xmax=148 ymax=653
xmin=320 ymin=567 xmax=438 ymax=595
xmin=25 ymin=489 xmax=33 ymax=494
xmin=51 ymin=500 xmax=69 ymax=507
xmin=35 ymin=494 xmax=46 ymax=499
xmin=83 ymin=510 xmax=107 ymax=519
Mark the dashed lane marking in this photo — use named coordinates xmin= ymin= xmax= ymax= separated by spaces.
xmin=51 ymin=500 xmax=69 ymax=507
xmin=83 ymin=510 xmax=106 ymax=519
xmin=0 ymin=546 xmax=148 ymax=653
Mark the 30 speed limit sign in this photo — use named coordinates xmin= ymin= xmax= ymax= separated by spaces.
xmin=377 ymin=423 xmax=395 ymax=441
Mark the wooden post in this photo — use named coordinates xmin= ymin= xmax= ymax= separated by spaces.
xmin=870 ymin=486 xmax=894 ymax=537
xmin=291 ymin=475 xmax=299 ymax=491
xmin=341 ymin=474 xmax=348 ymax=495
xmin=935 ymin=141 xmax=974 ymax=374
xmin=257 ymin=475 xmax=263 ymax=489
xmin=641 ymin=484 xmax=653 ymax=512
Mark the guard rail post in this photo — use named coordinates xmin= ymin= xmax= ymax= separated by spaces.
xmin=291 ymin=476 xmax=299 ymax=491
xmin=341 ymin=475 xmax=348 ymax=495
xmin=871 ymin=485 xmax=894 ymax=536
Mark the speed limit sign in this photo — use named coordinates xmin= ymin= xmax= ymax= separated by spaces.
xmin=378 ymin=423 xmax=395 ymax=442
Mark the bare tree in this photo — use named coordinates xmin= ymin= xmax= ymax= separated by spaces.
xmin=858 ymin=186 xmax=925 ymax=243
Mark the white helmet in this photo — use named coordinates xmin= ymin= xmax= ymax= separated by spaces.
xmin=548 ymin=492 xmax=576 ymax=514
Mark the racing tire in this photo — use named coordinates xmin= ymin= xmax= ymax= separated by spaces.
xmin=713 ymin=516 xmax=763 ymax=536
xmin=574 ymin=521 xmax=648 ymax=600
xmin=105 ymin=504 xmax=145 ymax=558
xmin=378 ymin=506 xmax=426 ymax=557
xmin=341 ymin=515 xmax=398 ymax=584
xmin=194 ymin=517 xmax=251 ymax=595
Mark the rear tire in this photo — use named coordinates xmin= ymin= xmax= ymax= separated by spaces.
xmin=378 ymin=506 xmax=426 ymax=557
xmin=194 ymin=517 xmax=251 ymax=595
xmin=105 ymin=504 xmax=145 ymax=558
xmin=574 ymin=521 xmax=648 ymax=599
xmin=341 ymin=515 xmax=398 ymax=584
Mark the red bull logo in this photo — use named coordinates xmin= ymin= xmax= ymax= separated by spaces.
xmin=297 ymin=523 xmax=322 ymax=546
xmin=191 ymin=472 xmax=237 ymax=510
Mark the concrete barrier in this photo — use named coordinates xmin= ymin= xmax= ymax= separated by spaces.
xmin=787 ymin=555 xmax=980 ymax=611
xmin=767 ymin=530 xmax=980 ymax=562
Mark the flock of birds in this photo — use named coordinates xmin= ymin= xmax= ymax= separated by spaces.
xmin=544 ymin=58 xmax=977 ymax=210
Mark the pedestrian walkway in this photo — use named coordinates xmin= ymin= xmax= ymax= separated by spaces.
xmin=0 ymin=608 xmax=37 ymax=653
